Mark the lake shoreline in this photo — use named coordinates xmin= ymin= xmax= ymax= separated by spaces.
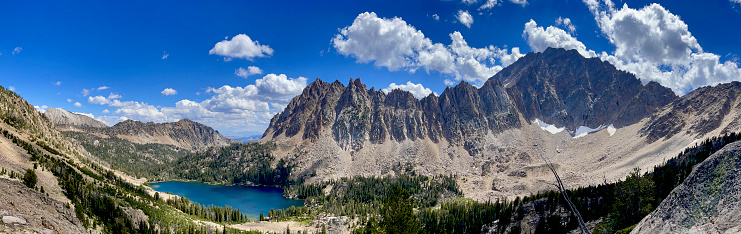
xmin=149 ymin=181 xmax=305 ymax=220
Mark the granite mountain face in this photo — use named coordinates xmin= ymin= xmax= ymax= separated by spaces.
xmin=265 ymin=48 xmax=677 ymax=153
xmin=262 ymin=48 xmax=741 ymax=199
xmin=494 ymin=48 xmax=677 ymax=131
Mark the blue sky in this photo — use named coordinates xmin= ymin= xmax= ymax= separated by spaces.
xmin=2 ymin=0 xmax=741 ymax=138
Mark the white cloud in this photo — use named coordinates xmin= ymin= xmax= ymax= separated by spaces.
xmin=74 ymin=102 xmax=82 ymax=107
xmin=235 ymin=66 xmax=263 ymax=78
xmin=479 ymin=0 xmax=500 ymax=10
xmin=456 ymin=10 xmax=474 ymax=28
xmin=34 ymin=105 xmax=48 ymax=113
xmin=108 ymin=93 xmax=122 ymax=99
xmin=555 ymin=17 xmax=576 ymax=34
xmin=523 ymin=19 xmax=596 ymax=58
xmin=54 ymin=81 xmax=62 ymax=86
xmin=97 ymin=86 xmax=109 ymax=90
xmin=432 ymin=14 xmax=440 ymax=21
xmin=81 ymin=89 xmax=90 ymax=96
xmin=102 ymin=109 xmax=110 ymax=114
xmin=509 ymin=0 xmax=528 ymax=6
xmin=162 ymin=51 xmax=169 ymax=60
xmin=583 ymin=1 xmax=741 ymax=94
xmin=7 ymin=86 xmax=15 ymax=91
xmin=733 ymin=0 xmax=741 ymax=4
xmin=67 ymin=99 xmax=73 ymax=103
xmin=12 ymin=47 xmax=22 ymax=55
xmin=85 ymin=73 xmax=307 ymax=135
xmin=88 ymin=96 xmax=106 ymax=105
xmin=462 ymin=0 xmax=478 ymax=5
xmin=332 ymin=12 xmax=524 ymax=86
xmin=209 ymin=34 xmax=274 ymax=61
xmin=382 ymin=81 xmax=435 ymax=98
xmin=161 ymin=88 xmax=178 ymax=96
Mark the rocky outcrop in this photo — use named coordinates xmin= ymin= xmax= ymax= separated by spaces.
xmin=44 ymin=107 xmax=108 ymax=128
xmin=493 ymin=47 xmax=677 ymax=132
xmin=631 ymin=141 xmax=741 ymax=234
xmin=642 ymin=82 xmax=741 ymax=143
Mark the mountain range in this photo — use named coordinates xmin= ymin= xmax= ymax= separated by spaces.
xmin=263 ymin=47 xmax=741 ymax=200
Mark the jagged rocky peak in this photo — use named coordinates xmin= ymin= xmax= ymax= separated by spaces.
xmin=44 ymin=107 xmax=108 ymax=128
xmin=493 ymin=47 xmax=677 ymax=132
xmin=265 ymin=77 xmax=520 ymax=154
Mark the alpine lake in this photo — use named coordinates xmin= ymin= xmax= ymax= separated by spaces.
xmin=150 ymin=181 xmax=304 ymax=220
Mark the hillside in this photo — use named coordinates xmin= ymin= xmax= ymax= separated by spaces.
xmin=0 ymin=86 xmax=258 ymax=233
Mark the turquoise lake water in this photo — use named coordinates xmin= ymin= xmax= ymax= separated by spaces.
xmin=150 ymin=181 xmax=304 ymax=220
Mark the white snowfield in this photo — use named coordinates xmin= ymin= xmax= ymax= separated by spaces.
xmin=534 ymin=119 xmax=617 ymax=138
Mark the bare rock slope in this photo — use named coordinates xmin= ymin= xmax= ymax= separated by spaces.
xmin=632 ymin=141 xmax=741 ymax=234
xmin=43 ymin=107 xmax=108 ymax=128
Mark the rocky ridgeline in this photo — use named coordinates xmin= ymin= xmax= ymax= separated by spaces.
xmin=265 ymin=48 xmax=676 ymax=155
xmin=265 ymin=77 xmax=520 ymax=154
xmin=92 ymin=119 xmax=236 ymax=152
xmin=642 ymin=81 xmax=741 ymax=143
xmin=44 ymin=107 xmax=108 ymax=128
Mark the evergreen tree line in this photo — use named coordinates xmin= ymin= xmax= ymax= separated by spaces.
xmin=166 ymin=196 xmax=249 ymax=223
xmin=283 ymin=172 xmax=462 ymax=222
xmin=155 ymin=142 xmax=292 ymax=187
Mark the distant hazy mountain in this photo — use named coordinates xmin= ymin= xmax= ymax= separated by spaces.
xmin=232 ymin=135 xmax=263 ymax=143
xmin=44 ymin=107 xmax=108 ymax=128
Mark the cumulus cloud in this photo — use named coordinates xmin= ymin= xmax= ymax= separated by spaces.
xmin=209 ymin=34 xmax=273 ymax=61
xmin=235 ymin=66 xmax=263 ymax=78
xmin=67 ymin=99 xmax=73 ymax=103
xmin=583 ymin=1 xmax=741 ymax=94
xmin=479 ymin=0 xmax=500 ymax=10
xmin=97 ymin=86 xmax=109 ymax=90
xmin=332 ymin=12 xmax=524 ymax=86
xmin=432 ymin=14 xmax=440 ymax=21
xmin=523 ymin=19 xmax=596 ymax=58
xmin=87 ymin=73 xmax=307 ymax=136
xmin=161 ymin=88 xmax=178 ymax=96
xmin=555 ymin=17 xmax=576 ymax=34
xmin=162 ymin=51 xmax=169 ymax=60
xmin=462 ymin=0 xmax=478 ymax=5
xmin=54 ymin=81 xmax=62 ymax=86
xmin=12 ymin=47 xmax=22 ymax=55
xmin=74 ymin=102 xmax=82 ymax=107
xmin=456 ymin=10 xmax=474 ymax=28
xmin=102 ymin=109 xmax=110 ymax=114
xmin=7 ymin=86 xmax=15 ymax=91
xmin=382 ymin=81 xmax=435 ymax=98
xmin=81 ymin=89 xmax=90 ymax=96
